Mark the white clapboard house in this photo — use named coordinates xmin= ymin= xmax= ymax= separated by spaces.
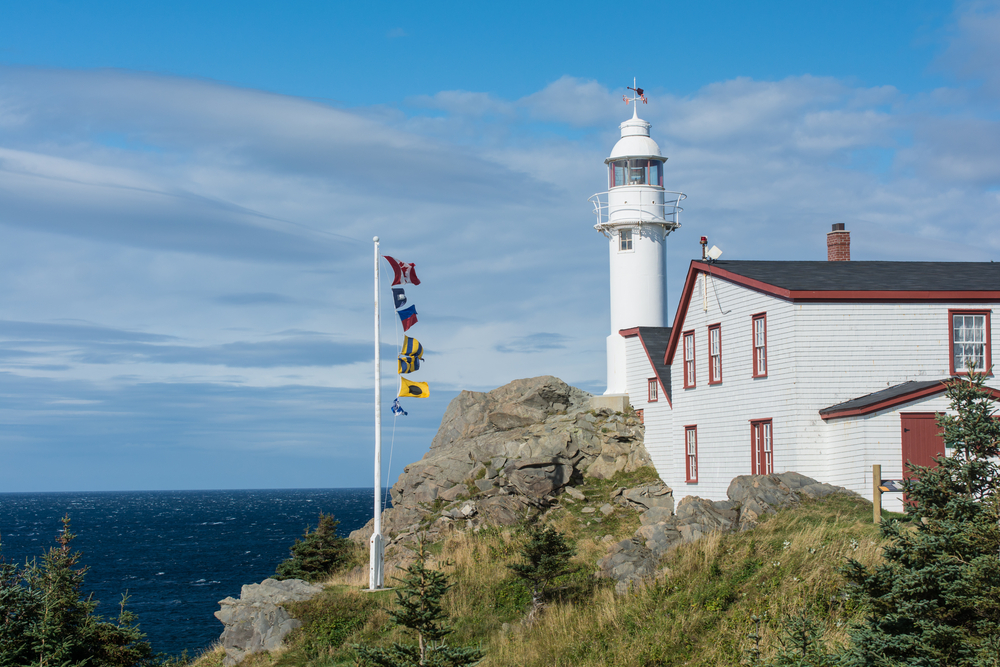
xmin=590 ymin=102 xmax=1000 ymax=510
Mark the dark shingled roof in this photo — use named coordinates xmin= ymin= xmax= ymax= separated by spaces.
xmin=635 ymin=326 xmax=672 ymax=401
xmin=819 ymin=379 xmax=952 ymax=416
xmin=697 ymin=261 xmax=1000 ymax=292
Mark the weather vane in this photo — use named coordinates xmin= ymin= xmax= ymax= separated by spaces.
xmin=623 ymin=77 xmax=647 ymax=105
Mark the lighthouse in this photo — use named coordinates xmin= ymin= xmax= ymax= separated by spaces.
xmin=590 ymin=84 xmax=686 ymax=396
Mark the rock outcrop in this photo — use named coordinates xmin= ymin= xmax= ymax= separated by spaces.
xmin=215 ymin=578 xmax=323 ymax=665
xmin=350 ymin=376 xmax=652 ymax=547
xmin=598 ymin=472 xmax=854 ymax=592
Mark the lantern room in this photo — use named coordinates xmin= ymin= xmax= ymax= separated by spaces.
xmin=608 ymin=158 xmax=664 ymax=188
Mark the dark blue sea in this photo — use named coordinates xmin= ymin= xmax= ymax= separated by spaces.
xmin=0 ymin=489 xmax=378 ymax=658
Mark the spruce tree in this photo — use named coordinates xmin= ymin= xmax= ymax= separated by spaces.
xmin=353 ymin=540 xmax=482 ymax=667
xmin=507 ymin=525 xmax=577 ymax=623
xmin=838 ymin=370 xmax=1000 ymax=666
xmin=766 ymin=613 xmax=837 ymax=667
xmin=0 ymin=515 xmax=156 ymax=667
xmin=275 ymin=512 xmax=353 ymax=582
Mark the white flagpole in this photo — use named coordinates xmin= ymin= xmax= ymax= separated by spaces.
xmin=370 ymin=236 xmax=384 ymax=590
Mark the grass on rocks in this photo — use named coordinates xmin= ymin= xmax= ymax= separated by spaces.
xmin=188 ymin=477 xmax=896 ymax=667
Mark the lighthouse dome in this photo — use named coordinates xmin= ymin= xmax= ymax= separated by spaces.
xmin=607 ymin=112 xmax=664 ymax=161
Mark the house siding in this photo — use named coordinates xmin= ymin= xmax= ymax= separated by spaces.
xmin=653 ymin=268 xmax=999 ymax=507
xmin=624 ymin=335 xmax=674 ymax=484
xmin=664 ymin=274 xmax=797 ymax=500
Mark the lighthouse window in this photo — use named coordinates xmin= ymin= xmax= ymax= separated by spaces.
xmin=611 ymin=161 xmax=628 ymax=187
xmin=619 ymin=229 xmax=633 ymax=251
xmin=650 ymin=160 xmax=663 ymax=187
xmin=629 ymin=159 xmax=646 ymax=184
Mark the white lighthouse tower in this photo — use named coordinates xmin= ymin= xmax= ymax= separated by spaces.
xmin=590 ymin=83 xmax=686 ymax=396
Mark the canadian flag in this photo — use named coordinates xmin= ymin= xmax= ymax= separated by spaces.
xmin=383 ymin=256 xmax=421 ymax=286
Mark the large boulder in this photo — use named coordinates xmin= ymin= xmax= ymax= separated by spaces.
xmin=350 ymin=376 xmax=651 ymax=546
xmin=215 ymin=578 xmax=323 ymax=665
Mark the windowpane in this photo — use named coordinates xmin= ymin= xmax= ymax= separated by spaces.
xmin=614 ymin=161 xmax=627 ymax=187
xmin=650 ymin=160 xmax=663 ymax=187
xmin=708 ymin=326 xmax=722 ymax=384
xmin=686 ymin=426 xmax=698 ymax=482
xmin=619 ymin=229 xmax=633 ymax=251
xmin=953 ymin=314 xmax=986 ymax=372
xmin=648 ymin=378 xmax=658 ymax=402
xmin=628 ymin=159 xmax=647 ymax=184
xmin=683 ymin=332 xmax=696 ymax=388
xmin=753 ymin=315 xmax=767 ymax=377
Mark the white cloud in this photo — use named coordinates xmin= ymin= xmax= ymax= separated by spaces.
xmin=1 ymin=47 xmax=1000 ymax=488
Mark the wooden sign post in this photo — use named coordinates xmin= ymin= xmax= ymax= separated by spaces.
xmin=873 ymin=464 xmax=881 ymax=524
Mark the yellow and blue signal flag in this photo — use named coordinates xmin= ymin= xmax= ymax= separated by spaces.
xmin=400 ymin=336 xmax=423 ymax=360
xmin=398 ymin=355 xmax=421 ymax=374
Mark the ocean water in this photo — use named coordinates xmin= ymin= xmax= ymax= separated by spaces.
xmin=0 ymin=488 xmax=379 ymax=658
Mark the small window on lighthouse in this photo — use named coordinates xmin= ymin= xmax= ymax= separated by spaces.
xmin=619 ymin=229 xmax=633 ymax=251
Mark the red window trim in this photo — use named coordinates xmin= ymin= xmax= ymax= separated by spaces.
xmin=683 ymin=330 xmax=696 ymax=388
xmin=708 ymin=323 xmax=722 ymax=385
xmin=948 ymin=309 xmax=992 ymax=376
xmin=648 ymin=377 xmax=659 ymax=402
xmin=752 ymin=313 xmax=767 ymax=378
xmin=750 ymin=418 xmax=774 ymax=475
xmin=685 ymin=425 xmax=698 ymax=483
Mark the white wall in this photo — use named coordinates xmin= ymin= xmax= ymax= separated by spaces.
xmin=624 ymin=334 xmax=674 ymax=483
xmin=663 ymin=274 xmax=796 ymax=501
xmin=654 ymin=270 xmax=998 ymax=506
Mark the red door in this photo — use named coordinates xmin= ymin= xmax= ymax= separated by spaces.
xmin=900 ymin=413 xmax=945 ymax=479
xmin=751 ymin=419 xmax=773 ymax=475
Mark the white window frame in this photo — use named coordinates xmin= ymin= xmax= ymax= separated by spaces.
xmin=683 ymin=331 xmax=696 ymax=388
xmin=685 ymin=426 xmax=698 ymax=483
xmin=619 ymin=228 xmax=634 ymax=252
xmin=752 ymin=313 xmax=767 ymax=378
xmin=950 ymin=311 xmax=991 ymax=374
xmin=648 ymin=377 xmax=658 ymax=402
xmin=708 ymin=324 xmax=722 ymax=384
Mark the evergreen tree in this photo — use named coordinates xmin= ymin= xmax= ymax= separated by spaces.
xmin=0 ymin=515 xmax=156 ymax=667
xmin=507 ymin=525 xmax=577 ymax=622
xmin=275 ymin=512 xmax=353 ymax=582
xmin=838 ymin=370 xmax=1000 ymax=666
xmin=765 ymin=613 xmax=837 ymax=667
xmin=353 ymin=540 xmax=482 ymax=667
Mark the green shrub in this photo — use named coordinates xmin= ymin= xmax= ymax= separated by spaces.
xmin=275 ymin=513 xmax=354 ymax=582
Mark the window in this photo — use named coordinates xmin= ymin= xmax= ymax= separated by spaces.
xmin=648 ymin=378 xmax=659 ymax=402
xmin=752 ymin=313 xmax=767 ymax=378
xmin=950 ymin=310 xmax=991 ymax=375
xmin=608 ymin=159 xmax=665 ymax=188
xmin=685 ymin=426 xmax=698 ymax=483
xmin=619 ymin=229 xmax=633 ymax=251
xmin=751 ymin=419 xmax=773 ymax=475
xmin=708 ymin=324 xmax=722 ymax=384
xmin=683 ymin=331 xmax=696 ymax=388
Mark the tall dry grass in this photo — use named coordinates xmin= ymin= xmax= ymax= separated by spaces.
xmin=189 ymin=493 xmax=892 ymax=667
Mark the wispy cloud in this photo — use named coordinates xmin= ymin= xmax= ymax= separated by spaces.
xmin=496 ymin=332 xmax=570 ymax=354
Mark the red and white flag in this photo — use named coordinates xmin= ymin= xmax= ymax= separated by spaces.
xmin=383 ymin=256 xmax=421 ymax=286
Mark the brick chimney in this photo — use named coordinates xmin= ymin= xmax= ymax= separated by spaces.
xmin=827 ymin=223 xmax=850 ymax=261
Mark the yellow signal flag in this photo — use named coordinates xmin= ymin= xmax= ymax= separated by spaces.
xmin=399 ymin=377 xmax=430 ymax=398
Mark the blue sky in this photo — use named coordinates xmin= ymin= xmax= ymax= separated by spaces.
xmin=1 ymin=1 xmax=998 ymax=491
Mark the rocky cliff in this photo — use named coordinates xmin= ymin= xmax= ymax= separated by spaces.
xmin=350 ymin=375 xmax=653 ymax=546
